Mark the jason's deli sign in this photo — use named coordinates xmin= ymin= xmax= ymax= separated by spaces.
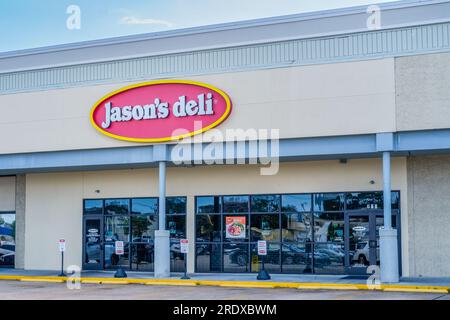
xmin=90 ymin=80 xmax=232 ymax=142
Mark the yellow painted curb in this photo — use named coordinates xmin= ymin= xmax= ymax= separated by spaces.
xmin=19 ymin=278 xmax=65 ymax=283
xmin=383 ymin=287 xmax=449 ymax=294
xmin=1 ymin=275 xmax=449 ymax=294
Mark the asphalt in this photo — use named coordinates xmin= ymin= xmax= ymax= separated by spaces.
xmin=0 ymin=280 xmax=449 ymax=300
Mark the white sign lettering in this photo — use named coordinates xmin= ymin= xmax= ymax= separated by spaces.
xmin=101 ymin=93 xmax=214 ymax=129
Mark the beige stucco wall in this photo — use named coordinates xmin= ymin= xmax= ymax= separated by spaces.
xmin=396 ymin=52 xmax=450 ymax=132
xmin=407 ymin=155 xmax=450 ymax=277
xmin=0 ymin=58 xmax=396 ymax=154
xmin=24 ymin=158 xmax=408 ymax=274
xmin=0 ymin=176 xmax=15 ymax=212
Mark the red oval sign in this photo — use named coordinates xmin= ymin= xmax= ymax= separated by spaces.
xmin=90 ymin=80 xmax=232 ymax=142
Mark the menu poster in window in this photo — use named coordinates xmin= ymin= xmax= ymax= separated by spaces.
xmin=225 ymin=216 xmax=246 ymax=239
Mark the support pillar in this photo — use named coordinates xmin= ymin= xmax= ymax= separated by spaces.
xmin=380 ymin=151 xmax=399 ymax=283
xmin=154 ymin=160 xmax=170 ymax=278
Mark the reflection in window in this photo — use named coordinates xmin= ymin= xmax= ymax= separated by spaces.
xmin=196 ymin=243 xmax=222 ymax=272
xmin=250 ymin=214 xmax=280 ymax=241
xmin=346 ymin=192 xmax=383 ymax=210
xmin=166 ymin=197 xmax=187 ymax=214
xmin=250 ymin=242 xmax=281 ymax=273
xmin=281 ymin=194 xmax=311 ymax=212
xmin=281 ymin=213 xmax=312 ymax=242
xmin=223 ymin=243 xmax=249 ymax=272
xmin=223 ymin=196 xmax=249 ymax=213
xmin=84 ymin=200 xmax=103 ymax=215
xmin=0 ymin=213 xmax=15 ymax=267
xmin=104 ymin=216 xmax=130 ymax=242
xmin=313 ymin=243 xmax=345 ymax=274
xmin=313 ymin=212 xmax=344 ymax=242
xmin=196 ymin=214 xmax=221 ymax=242
xmin=167 ymin=215 xmax=186 ymax=239
xmin=105 ymin=199 xmax=129 ymax=215
xmin=281 ymin=242 xmax=313 ymax=274
xmin=131 ymin=242 xmax=153 ymax=271
xmin=196 ymin=196 xmax=221 ymax=214
xmin=313 ymin=193 xmax=344 ymax=211
xmin=131 ymin=198 xmax=158 ymax=215
xmin=131 ymin=216 xmax=157 ymax=241
xmin=250 ymin=195 xmax=280 ymax=213
xmin=170 ymin=239 xmax=185 ymax=272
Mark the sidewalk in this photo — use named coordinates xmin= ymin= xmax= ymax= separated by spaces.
xmin=1 ymin=269 xmax=449 ymax=293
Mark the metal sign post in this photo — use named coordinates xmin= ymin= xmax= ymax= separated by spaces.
xmin=58 ymin=239 xmax=67 ymax=277
xmin=256 ymin=240 xmax=271 ymax=280
xmin=180 ymin=239 xmax=190 ymax=280
xmin=114 ymin=241 xmax=127 ymax=278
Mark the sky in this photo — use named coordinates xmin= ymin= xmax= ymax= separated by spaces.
xmin=0 ymin=0 xmax=399 ymax=53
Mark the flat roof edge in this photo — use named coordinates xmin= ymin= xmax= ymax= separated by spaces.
xmin=0 ymin=0 xmax=447 ymax=60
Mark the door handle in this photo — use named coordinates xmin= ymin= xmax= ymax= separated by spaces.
xmin=369 ymin=240 xmax=377 ymax=248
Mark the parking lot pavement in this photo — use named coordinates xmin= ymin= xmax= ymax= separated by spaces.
xmin=0 ymin=281 xmax=449 ymax=300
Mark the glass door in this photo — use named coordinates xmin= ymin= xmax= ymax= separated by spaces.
xmin=345 ymin=213 xmax=379 ymax=274
xmin=83 ymin=216 xmax=103 ymax=270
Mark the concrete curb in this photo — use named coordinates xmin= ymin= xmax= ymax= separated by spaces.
xmin=1 ymin=275 xmax=449 ymax=294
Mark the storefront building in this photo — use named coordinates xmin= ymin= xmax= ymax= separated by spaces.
xmin=0 ymin=1 xmax=450 ymax=280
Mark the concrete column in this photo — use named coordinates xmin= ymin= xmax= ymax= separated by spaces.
xmin=14 ymin=175 xmax=26 ymax=269
xmin=186 ymin=196 xmax=195 ymax=273
xmin=154 ymin=161 xmax=170 ymax=278
xmin=380 ymin=152 xmax=399 ymax=283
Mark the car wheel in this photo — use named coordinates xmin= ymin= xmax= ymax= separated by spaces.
xmin=237 ymin=254 xmax=247 ymax=266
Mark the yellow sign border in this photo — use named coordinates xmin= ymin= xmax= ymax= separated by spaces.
xmin=90 ymin=79 xmax=232 ymax=143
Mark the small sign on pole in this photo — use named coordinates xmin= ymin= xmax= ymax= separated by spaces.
xmin=114 ymin=241 xmax=127 ymax=278
xmin=257 ymin=240 xmax=267 ymax=256
xmin=115 ymin=241 xmax=124 ymax=255
xmin=180 ymin=239 xmax=189 ymax=254
xmin=256 ymin=240 xmax=270 ymax=280
xmin=180 ymin=239 xmax=190 ymax=280
xmin=59 ymin=239 xmax=66 ymax=252
xmin=58 ymin=239 xmax=66 ymax=277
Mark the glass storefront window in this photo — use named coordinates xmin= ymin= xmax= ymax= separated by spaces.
xmin=166 ymin=197 xmax=187 ymax=214
xmin=104 ymin=216 xmax=130 ymax=242
xmin=281 ymin=194 xmax=312 ymax=213
xmin=346 ymin=192 xmax=383 ymax=210
xmin=281 ymin=213 xmax=312 ymax=242
xmin=0 ymin=213 xmax=15 ymax=268
xmin=223 ymin=196 xmax=249 ymax=213
xmin=250 ymin=242 xmax=281 ymax=273
xmin=104 ymin=242 xmax=130 ymax=269
xmin=250 ymin=214 xmax=280 ymax=242
xmin=167 ymin=215 xmax=186 ymax=239
xmin=170 ymin=239 xmax=186 ymax=272
xmin=250 ymin=195 xmax=280 ymax=213
xmin=313 ymin=193 xmax=344 ymax=211
xmin=84 ymin=200 xmax=103 ymax=215
xmin=105 ymin=199 xmax=129 ymax=215
xmin=281 ymin=242 xmax=313 ymax=274
xmin=131 ymin=215 xmax=157 ymax=241
xmin=196 ymin=214 xmax=221 ymax=242
xmin=223 ymin=243 xmax=249 ymax=272
xmin=131 ymin=198 xmax=158 ymax=215
xmin=313 ymin=212 xmax=344 ymax=242
xmin=196 ymin=243 xmax=222 ymax=272
xmin=196 ymin=196 xmax=221 ymax=214
xmin=391 ymin=192 xmax=400 ymax=210
xmin=313 ymin=243 xmax=345 ymax=274
xmin=131 ymin=243 xmax=154 ymax=271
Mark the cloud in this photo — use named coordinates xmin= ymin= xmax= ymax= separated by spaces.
xmin=119 ymin=16 xmax=175 ymax=28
